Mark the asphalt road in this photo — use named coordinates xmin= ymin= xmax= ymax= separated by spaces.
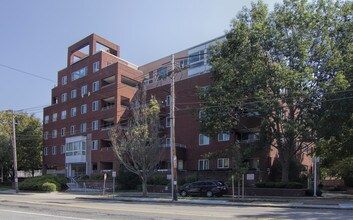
xmin=1 ymin=193 xmax=353 ymax=220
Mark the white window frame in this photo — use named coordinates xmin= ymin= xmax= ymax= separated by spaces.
xmin=70 ymin=125 xmax=75 ymax=135
xmin=166 ymin=117 xmax=171 ymax=128
xmin=71 ymin=89 xmax=77 ymax=99
xmin=52 ymin=146 xmax=56 ymax=155
xmin=61 ymin=127 xmax=65 ymax=137
xmin=44 ymin=147 xmax=48 ymax=156
xmin=71 ymin=66 xmax=87 ymax=81
xmin=61 ymin=93 xmax=67 ymax=102
xmin=71 ymin=107 xmax=77 ymax=117
xmin=81 ymin=104 xmax=87 ymax=114
xmin=198 ymin=159 xmax=209 ymax=170
xmin=52 ymin=113 xmax=57 ymax=122
xmin=92 ymin=81 xmax=100 ymax=92
xmin=92 ymin=101 xmax=99 ymax=111
xmin=61 ymin=145 xmax=65 ymax=154
xmin=218 ymin=132 xmax=230 ymax=142
xmin=44 ymin=115 xmax=49 ymax=124
xmin=61 ymin=110 xmax=66 ymax=120
xmin=166 ymin=95 xmax=171 ymax=106
xmin=199 ymin=134 xmax=210 ymax=146
xmin=92 ymin=120 xmax=99 ymax=131
xmin=92 ymin=140 xmax=99 ymax=150
xmin=52 ymin=129 xmax=57 ymax=138
xmin=81 ymin=85 xmax=88 ymax=96
xmin=61 ymin=75 xmax=67 ymax=85
xmin=81 ymin=123 xmax=87 ymax=133
xmin=217 ymin=158 xmax=230 ymax=169
xmin=44 ymin=131 xmax=48 ymax=140
xmin=93 ymin=61 xmax=100 ymax=72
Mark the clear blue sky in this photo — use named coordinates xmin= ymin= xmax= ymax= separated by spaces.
xmin=0 ymin=0 xmax=280 ymax=120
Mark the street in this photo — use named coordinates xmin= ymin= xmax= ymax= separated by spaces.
xmin=0 ymin=193 xmax=353 ymax=220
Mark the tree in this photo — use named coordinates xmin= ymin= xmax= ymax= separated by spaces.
xmin=110 ymin=88 xmax=162 ymax=197
xmin=0 ymin=111 xmax=42 ymax=180
xmin=200 ymin=0 xmax=349 ymax=181
xmin=316 ymin=0 xmax=353 ymax=184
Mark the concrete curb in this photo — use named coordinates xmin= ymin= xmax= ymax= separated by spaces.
xmin=75 ymin=196 xmax=353 ymax=210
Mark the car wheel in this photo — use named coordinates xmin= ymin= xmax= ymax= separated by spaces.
xmin=206 ymin=190 xmax=213 ymax=197
xmin=180 ymin=190 xmax=187 ymax=197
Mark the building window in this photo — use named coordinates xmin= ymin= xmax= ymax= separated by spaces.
xmin=52 ymin=113 xmax=57 ymax=122
xmin=198 ymin=159 xmax=209 ymax=170
xmin=92 ymin=120 xmax=99 ymax=131
xmin=71 ymin=89 xmax=77 ymax=99
xmin=165 ymin=138 xmax=171 ymax=147
xmin=44 ymin=131 xmax=48 ymax=140
xmin=44 ymin=147 xmax=48 ymax=156
xmin=189 ymin=50 xmax=205 ymax=68
xmin=217 ymin=158 xmax=230 ymax=169
xmin=92 ymin=101 xmax=99 ymax=111
xmin=166 ymin=95 xmax=171 ymax=106
xmin=71 ymin=66 xmax=87 ymax=81
xmin=81 ymin=123 xmax=87 ymax=133
xmin=61 ymin=127 xmax=66 ymax=137
xmin=44 ymin=115 xmax=49 ymax=124
xmin=93 ymin=61 xmax=100 ymax=72
xmin=92 ymin=140 xmax=99 ymax=150
xmin=61 ymin=93 xmax=67 ymax=102
xmin=157 ymin=66 xmax=168 ymax=80
xmin=178 ymin=160 xmax=184 ymax=171
xmin=70 ymin=125 xmax=75 ymax=135
xmin=52 ymin=129 xmax=57 ymax=138
xmin=61 ymin=75 xmax=67 ymax=85
xmin=93 ymin=81 xmax=100 ymax=92
xmin=199 ymin=111 xmax=206 ymax=120
xmin=52 ymin=146 xmax=57 ymax=155
xmin=81 ymin=85 xmax=88 ymax=96
xmin=240 ymin=133 xmax=259 ymax=143
xmin=81 ymin=104 xmax=87 ymax=114
xmin=71 ymin=107 xmax=77 ymax=117
xmin=166 ymin=117 xmax=171 ymax=128
xmin=61 ymin=110 xmax=66 ymax=120
xmin=218 ymin=132 xmax=230 ymax=142
xmin=199 ymin=134 xmax=210 ymax=146
xmin=61 ymin=145 xmax=65 ymax=154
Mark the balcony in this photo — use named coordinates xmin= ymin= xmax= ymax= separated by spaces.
xmin=102 ymin=75 xmax=115 ymax=88
xmin=101 ymin=96 xmax=115 ymax=111
xmin=101 ymin=117 xmax=115 ymax=130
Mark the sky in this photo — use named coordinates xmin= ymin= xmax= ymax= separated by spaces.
xmin=0 ymin=0 xmax=280 ymax=120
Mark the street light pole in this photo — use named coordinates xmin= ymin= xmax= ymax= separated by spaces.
xmin=11 ymin=110 xmax=19 ymax=193
xmin=170 ymin=54 xmax=178 ymax=201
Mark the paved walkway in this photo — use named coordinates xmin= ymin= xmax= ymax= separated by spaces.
xmin=1 ymin=189 xmax=353 ymax=210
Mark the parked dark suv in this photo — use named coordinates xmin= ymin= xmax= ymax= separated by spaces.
xmin=179 ymin=180 xmax=227 ymax=197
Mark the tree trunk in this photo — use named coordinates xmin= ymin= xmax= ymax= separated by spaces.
xmin=141 ymin=178 xmax=148 ymax=197
xmin=281 ymin=160 xmax=290 ymax=182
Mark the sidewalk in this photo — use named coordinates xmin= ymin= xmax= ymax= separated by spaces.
xmin=2 ymin=188 xmax=353 ymax=210
xmin=75 ymin=191 xmax=353 ymax=210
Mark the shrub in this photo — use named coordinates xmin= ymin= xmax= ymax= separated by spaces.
xmin=42 ymin=182 xmax=57 ymax=192
xmin=19 ymin=175 xmax=67 ymax=191
xmin=255 ymin=181 xmax=304 ymax=189
xmin=147 ymin=175 xmax=169 ymax=185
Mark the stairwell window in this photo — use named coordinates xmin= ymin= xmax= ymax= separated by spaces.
xmin=199 ymin=134 xmax=210 ymax=146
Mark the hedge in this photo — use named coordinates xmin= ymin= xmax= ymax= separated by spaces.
xmin=19 ymin=175 xmax=67 ymax=191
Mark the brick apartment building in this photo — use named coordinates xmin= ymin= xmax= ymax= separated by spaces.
xmin=43 ymin=34 xmax=311 ymax=181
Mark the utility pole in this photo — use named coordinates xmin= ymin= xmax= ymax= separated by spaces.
xmin=11 ymin=110 xmax=19 ymax=193
xmin=170 ymin=54 xmax=178 ymax=201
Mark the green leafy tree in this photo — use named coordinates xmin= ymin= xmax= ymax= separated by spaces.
xmin=316 ymin=0 xmax=353 ymax=184
xmin=110 ymin=89 xmax=162 ymax=197
xmin=200 ymin=0 xmax=349 ymax=182
xmin=0 ymin=111 xmax=42 ymax=179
